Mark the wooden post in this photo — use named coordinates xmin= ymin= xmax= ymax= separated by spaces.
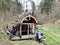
xmin=28 ymin=24 xmax=29 ymax=35
xmin=16 ymin=25 xmax=19 ymax=36
xmin=20 ymin=24 xmax=22 ymax=36
xmin=33 ymin=24 xmax=35 ymax=34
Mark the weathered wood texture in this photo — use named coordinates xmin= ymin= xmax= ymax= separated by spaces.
xmin=11 ymin=35 xmax=35 ymax=40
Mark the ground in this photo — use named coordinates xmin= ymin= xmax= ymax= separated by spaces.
xmin=0 ymin=22 xmax=60 ymax=45
xmin=38 ymin=24 xmax=60 ymax=45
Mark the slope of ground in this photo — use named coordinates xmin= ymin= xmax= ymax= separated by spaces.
xmin=44 ymin=24 xmax=60 ymax=34
xmin=38 ymin=24 xmax=60 ymax=45
xmin=39 ymin=29 xmax=60 ymax=45
xmin=0 ymin=29 xmax=13 ymax=45
xmin=0 ymin=24 xmax=60 ymax=45
xmin=0 ymin=28 xmax=43 ymax=45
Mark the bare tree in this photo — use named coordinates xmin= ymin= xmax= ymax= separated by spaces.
xmin=28 ymin=0 xmax=35 ymax=14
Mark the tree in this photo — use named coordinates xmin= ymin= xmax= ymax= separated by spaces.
xmin=0 ymin=0 xmax=12 ymax=11
xmin=28 ymin=0 xmax=35 ymax=14
xmin=31 ymin=1 xmax=35 ymax=14
xmin=40 ymin=0 xmax=54 ymax=15
xmin=0 ymin=0 xmax=12 ymax=22
xmin=17 ymin=1 xmax=22 ymax=14
xmin=11 ymin=0 xmax=22 ymax=15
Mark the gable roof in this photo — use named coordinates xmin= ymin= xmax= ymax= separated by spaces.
xmin=12 ymin=13 xmax=44 ymax=25
xmin=16 ymin=13 xmax=38 ymax=23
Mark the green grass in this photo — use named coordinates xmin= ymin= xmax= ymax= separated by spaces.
xmin=0 ymin=29 xmax=43 ymax=45
xmin=39 ymin=29 xmax=60 ymax=45
xmin=38 ymin=24 xmax=60 ymax=45
xmin=11 ymin=24 xmax=60 ymax=45
xmin=45 ymin=24 xmax=60 ymax=34
xmin=0 ymin=29 xmax=13 ymax=45
xmin=0 ymin=24 xmax=60 ymax=45
xmin=11 ymin=40 xmax=44 ymax=45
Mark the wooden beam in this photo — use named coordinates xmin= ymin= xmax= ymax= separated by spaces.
xmin=32 ymin=24 xmax=35 ymax=34
xmin=20 ymin=24 xmax=22 ymax=36
xmin=28 ymin=24 xmax=29 ymax=35
xmin=12 ymin=22 xmax=38 ymax=25
xmin=16 ymin=25 xmax=19 ymax=36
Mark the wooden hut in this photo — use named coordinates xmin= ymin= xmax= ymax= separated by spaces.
xmin=10 ymin=13 xmax=42 ymax=40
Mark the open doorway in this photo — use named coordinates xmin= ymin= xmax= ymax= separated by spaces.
xmin=22 ymin=24 xmax=28 ymax=35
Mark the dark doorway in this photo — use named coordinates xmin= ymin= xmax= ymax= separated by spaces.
xmin=23 ymin=17 xmax=36 ymax=23
xmin=22 ymin=24 xmax=28 ymax=35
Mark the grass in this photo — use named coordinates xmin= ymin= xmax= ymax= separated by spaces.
xmin=38 ymin=24 xmax=60 ymax=45
xmin=11 ymin=40 xmax=44 ymax=45
xmin=45 ymin=24 xmax=60 ymax=34
xmin=0 ymin=24 xmax=60 ymax=45
xmin=39 ymin=29 xmax=60 ymax=45
xmin=0 ymin=29 xmax=43 ymax=45
xmin=0 ymin=29 xmax=13 ymax=45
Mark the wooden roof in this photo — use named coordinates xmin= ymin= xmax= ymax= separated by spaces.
xmin=16 ymin=13 xmax=37 ymax=22
xmin=19 ymin=13 xmax=32 ymax=23
xmin=12 ymin=13 xmax=44 ymax=25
